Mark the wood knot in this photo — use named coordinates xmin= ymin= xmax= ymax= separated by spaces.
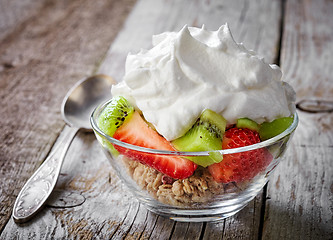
xmin=296 ymin=99 xmax=333 ymax=113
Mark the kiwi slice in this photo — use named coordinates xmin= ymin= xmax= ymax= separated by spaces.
xmin=259 ymin=116 xmax=294 ymax=141
xmin=236 ymin=118 xmax=260 ymax=132
xmin=98 ymin=96 xmax=134 ymax=137
xmin=97 ymin=96 xmax=134 ymax=154
xmin=172 ymin=109 xmax=226 ymax=167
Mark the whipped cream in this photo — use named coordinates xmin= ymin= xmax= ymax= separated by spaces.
xmin=111 ymin=24 xmax=295 ymax=141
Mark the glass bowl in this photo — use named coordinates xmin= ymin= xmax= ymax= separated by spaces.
xmin=90 ymin=99 xmax=298 ymax=222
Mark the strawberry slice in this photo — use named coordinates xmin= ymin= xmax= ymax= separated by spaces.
xmin=208 ymin=127 xmax=273 ymax=183
xmin=113 ymin=111 xmax=197 ymax=179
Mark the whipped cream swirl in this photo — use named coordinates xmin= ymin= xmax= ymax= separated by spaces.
xmin=111 ymin=24 xmax=295 ymax=141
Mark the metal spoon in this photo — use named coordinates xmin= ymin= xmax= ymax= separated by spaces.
xmin=12 ymin=74 xmax=116 ymax=223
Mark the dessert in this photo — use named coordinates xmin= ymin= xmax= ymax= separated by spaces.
xmin=95 ymin=24 xmax=296 ymax=207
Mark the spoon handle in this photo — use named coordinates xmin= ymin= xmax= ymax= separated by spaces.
xmin=12 ymin=127 xmax=79 ymax=223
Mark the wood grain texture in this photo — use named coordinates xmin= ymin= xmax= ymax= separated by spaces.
xmin=2 ymin=0 xmax=332 ymax=239
xmin=1 ymin=0 xmax=283 ymax=238
xmin=99 ymin=0 xmax=282 ymax=83
xmin=0 ymin=0 xmax=136 ymax=233
xmin=262 ymin=0 xmax=333 ymax=239
xmin=0 ymin=0 xmax=46 ymax=42
xmin=280 ymin=0 xmax=333 ymax=102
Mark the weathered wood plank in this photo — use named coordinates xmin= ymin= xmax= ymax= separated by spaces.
xmin=202 ymin=194 xmax=264 ymax=240
xmin=0 ymin=0 xmax=46 ymax=42
xmin=121 ymin=206 xmax=158 ymax=239
xmin=0 ymin=0 xmax=136 ymax=233
xmin=99 ymin=0 xmax=282 ymax=83
xmin=262 ymin=0 xmax=333 ymax=239
xmin=170 ymin=222 xmax=204 ymax=240
xmin=2 ymin=127 xmax=139 ymax=239
xmin=4 ymin=0 xmax=331 ymax=239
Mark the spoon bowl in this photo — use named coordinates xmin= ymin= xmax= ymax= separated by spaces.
xmin=62 ymin=74 xmax=115 ymax=130
xmin=12 ymin=74 xmax=115 ymax=223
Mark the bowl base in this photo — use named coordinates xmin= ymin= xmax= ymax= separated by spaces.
xmin=145 ymin=202 xmax=248 ymax=222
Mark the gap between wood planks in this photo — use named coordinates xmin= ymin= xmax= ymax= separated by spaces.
xmin=257 ymin=1 xmax=286 ymax=240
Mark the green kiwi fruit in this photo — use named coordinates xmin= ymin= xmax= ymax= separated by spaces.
xmin=172 ymin=109 xmax=226 ymax=167
xmin=98 ymin=96 xmax=134 ymax=137
xmin=236 ymin=118 xmax=260 ymax=132
xmin=259 ymin=116 xmax=294 ymax=141
xmin=97 ymin=96 xmax=134 ymax=154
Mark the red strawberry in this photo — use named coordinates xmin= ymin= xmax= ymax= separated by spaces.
xmin=208 ymin=127 xmax=273 ymax=183
xmin=113 ymin=111 xmax=197 ymax=179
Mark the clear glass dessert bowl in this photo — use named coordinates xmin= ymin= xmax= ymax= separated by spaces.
xmin=90 ymin=99 xmax=298 ymax=222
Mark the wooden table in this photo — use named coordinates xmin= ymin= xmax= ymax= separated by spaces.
xmin=1 ymin=0 xmax=332 ymax=239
